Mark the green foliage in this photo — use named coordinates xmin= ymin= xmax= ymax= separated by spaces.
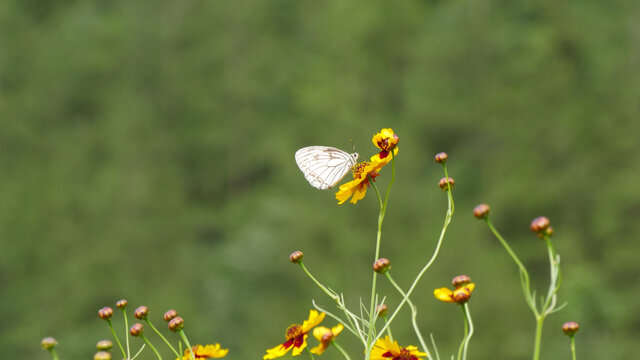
xmin=1 ymin=0 xmax=638 ymax=358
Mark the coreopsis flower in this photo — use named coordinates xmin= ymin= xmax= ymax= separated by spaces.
xmin=434 ymin=279 xmax=476 ymax=304
xmin=371 ymin=336 xmax=428 ymax=360
xmin=264 ymin=310 xmax=325 ymax=359
xmin=335 ymin=149 xmax=397 ymax=205
xmin=310 ymin=324 xmax=344 ymax=355
xmin=177 ymin=344 xmax=228 ymax=359
xmin=372 ymin=128 xmax=399 ymax=159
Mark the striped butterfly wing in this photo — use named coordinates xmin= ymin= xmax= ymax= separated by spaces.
xmin=295 ymin=146 xmax=359 ymax=190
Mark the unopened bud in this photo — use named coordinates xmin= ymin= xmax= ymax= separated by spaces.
xmin=116 ymin=299 xmax=128 ymax=310
xmin=289 ymin=251 xmax=304 ymax=264
xmin=562 ymin=321 xmax=579 ymax=336
xmin=434 ymin=152 xmax=448 ymax=164
xmin=41 ymin=337 xmax=58 ymax=350
xmin=134 ymin=306 xmax=149 ymax=320
xmin=530 ymin=216 xmax=550 ymax=234
xmin=473 ymin=204 xmax=490 ymax=219
xmin=452 ymin=288 xmax=471 ymax=304
xmin=96 ymin=340 xmax=113 ymax=351
xmin=439 ymin=177 xmax=454 ymax=191
xmin=94 ymin=351 xmax=112 ymax=360
xmin=452 ymin=275 xmax=472 ymax=288
xmin=164 ymin=309 xmax=178 ymax=322
xmin=168 ymin=317 xmax=184 ymax=332
xmin=545 ymin=226 xmax=554 ymax=237
xmin=376 ymin=304 xmax=388 ymax=318
xmin=130 ymin=323 xmax=144 ymax=337
xmin=98 ymin=307 xmax=113 ymax=320
xmin=373 ymin=258 xmax=391 ymax=274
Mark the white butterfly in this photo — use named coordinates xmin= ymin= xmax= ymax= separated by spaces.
xmin=295 ymin=146 xmax=359 ymax=190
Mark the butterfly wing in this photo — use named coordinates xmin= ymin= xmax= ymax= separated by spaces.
xmin=295 ymin=146 xmax=359 ymax=190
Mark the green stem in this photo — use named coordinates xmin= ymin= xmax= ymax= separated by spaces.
xmin=107 ymin=320 xmax=127 ymax=359
xmin=122 ymin=309 xmax=131 ymax=359
xmin=384 ymin=272 xmax=431 ymax=359
xmin=140 ymin=334 xmax=162 ymax=360
xmin=484 ymin=218 xmax=536 ymax=315
xmin=299 ymin=262 xmax=339 ymax=301
xmin=47 ymin=348 xmax=60 ymax=360
xmin=570 ymin=336 xmax=577 ymax=360
xmin=145 ymin=319 xmax=181 ymax=358
xmin=178 ymin=330 xmax=195 ymax=360
xmin=373 ymin=174 xmax=454 ymax=347
xmin=460 ymin=304 xmax=473 ymax=360
xmin=305 ymin=347 xmax=316 ymax=360
xmin=533 ymin=316 xmax=544 ymax=360
xmin=333 ymin=341 xmax=352 ymax=360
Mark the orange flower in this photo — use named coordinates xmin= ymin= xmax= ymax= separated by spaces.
xmin=434 ymin=283 xmax=475 ymax=304
xmin=371 ymin=336 xmax=428 ymax=360
xmin=372 ymin=128 xmax=399 ymax=159
xmin=335 ymin=149 xmax=397 ymax=205
xmin=263 ymin=310 xmax=325 ymax=359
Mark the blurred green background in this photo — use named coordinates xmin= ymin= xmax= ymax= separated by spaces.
xmin=2 ymin=0 xmax=639 ymax=359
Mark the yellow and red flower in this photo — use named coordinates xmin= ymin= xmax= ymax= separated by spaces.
xmin=372 ymin=128 xmax=399 ymax=159
xmin=177 ymin=344 xmax=228 ymax=359
xmin=310 ymin=324 xmax=344 ymax=355
xmin=371 ymin=336 xmax=428 ymax=360
xmin=434 ymin=278 xmax=475 ymax=304
xmin=264 ymin=310 xmax=325 ymax=359
xmin=335 ymin=149 xmax=397 ymax=205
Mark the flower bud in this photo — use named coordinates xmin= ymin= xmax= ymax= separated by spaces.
xmin=289 ymin=251 xmax=304 ymax=264
xmin=41 ymin=337 xmax=58 ymax=350
xmin=452 ymin=275 xmax=472 ymax=288
xmin=376 ymin=304 xmax=388 ymax=318
xmin=96 ymin=340 xmax=113 ymax=351
xmin=168 ymin=317 xmax=184 ymax=332
xmin=434 ymin=152 xmax=448 ymax=164
xmin=98 ymin=307 xmax=114 ymax=320
xmin=562 ymin=321 xmax=579 ymax=336
xmin=94 ymin=351 xmax=112 ymax=360
xmin=116 ymin=299 xmax=128 ymax=310
xmin=134 ymin=305 xmax=149 ymax=320
xmin=439 ymin=177 xmax=454 ymax=191
xmin=473 ymin=204 xmax=490 ymax=219
xmin=545 ymin=226 xmax=554 ymax=237
xmin=164 ymin=309 xmax=178 ymax=322
xmin=452 ymin=288 xmax=471 ymax=304
xmin=530 ymin=216 xmax=550 ymax=234
xmin=321 ymin=332 xmax=334 ymax=344
xmin=373 ymin=258 xmax=391 ymax=274
xmin=130 ymin=323 xmax=144 ymax=337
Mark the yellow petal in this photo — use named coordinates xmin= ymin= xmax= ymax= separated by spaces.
xmin=312 ymin=326 xmax=331 ymax=341
xmin=290 ymin=334 xmax=308 ymax=356
xmin=434 ymin=287 xmax=455 ymax=303
xmin=310 ymin=343 xmax=327 ymax=355
xmin=263 ymin=343 xmax=292 ymax=360
xmin=331 ymin=324 xmax=344 ymax=336
xmin=302 ymin=310 xmax=325 ymax=332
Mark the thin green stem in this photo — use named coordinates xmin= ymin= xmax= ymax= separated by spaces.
xmin=299 ymin=262 xmax=339 ymax=301
xmin=442 ymin=164 xmax=454 ymax=214
xmin=461 ymin=304 xmax=473 ymax=360
xmin=570 ymin=336 xmax=577 ymax=360
xmin=306 ymin=347 xmax=316 ymax=360
xmin=384 ymin=272 xmax=431 ymax=359
xmin=122 ymin=309 xmax=131 ymax=359
xmin=533 ymin=316 xmax=544 ymax=360
xmin=178 ymin=330 xmax=195 ymax=360
xmin=456 ymin=306 xmax=468 ymax=360
xmin=47 ymin=348 xmax=60 ymax=360
xmin=107 ymin=320 xmax=127 ymax=359
xmin=382 ymin=316 xmax=394 ymax=342
xmin=333 ymin=341 xmax=352 ymax=360
xmin=365 ymin=178 xmax=387 ymax=360
xmin=373 ymin=178 xmax=454 ymax=347
xmin=145 ymin=319 xmax=181 ymax=358
xmin=484 ymin=218 xmax=536 ymax=315
xmin=140 ymin=334 xmax=162 ymax=360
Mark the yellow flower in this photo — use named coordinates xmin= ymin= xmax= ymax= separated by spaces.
xmin=335 ymin=149 xmax=398 ymax=205
xmin=371 ymin=336 xmax=428 ymax=360
xmin=433 ymin=283 xmax=475 ymax=304
xmin=372 ymin=128 xmax=399 ymax=159
xmin=310 ymin=324 xmax=344 ymax=355
xmin=264 ymin=310 xmax=325 ymax=359
xmin=177 ymin=344 xmax=228 ymax=359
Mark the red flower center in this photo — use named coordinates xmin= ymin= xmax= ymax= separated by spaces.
xmin=382 ymin=348 xmax=420 ymax=360
xmin=282 ymin=324 xmax=306 ymax=349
